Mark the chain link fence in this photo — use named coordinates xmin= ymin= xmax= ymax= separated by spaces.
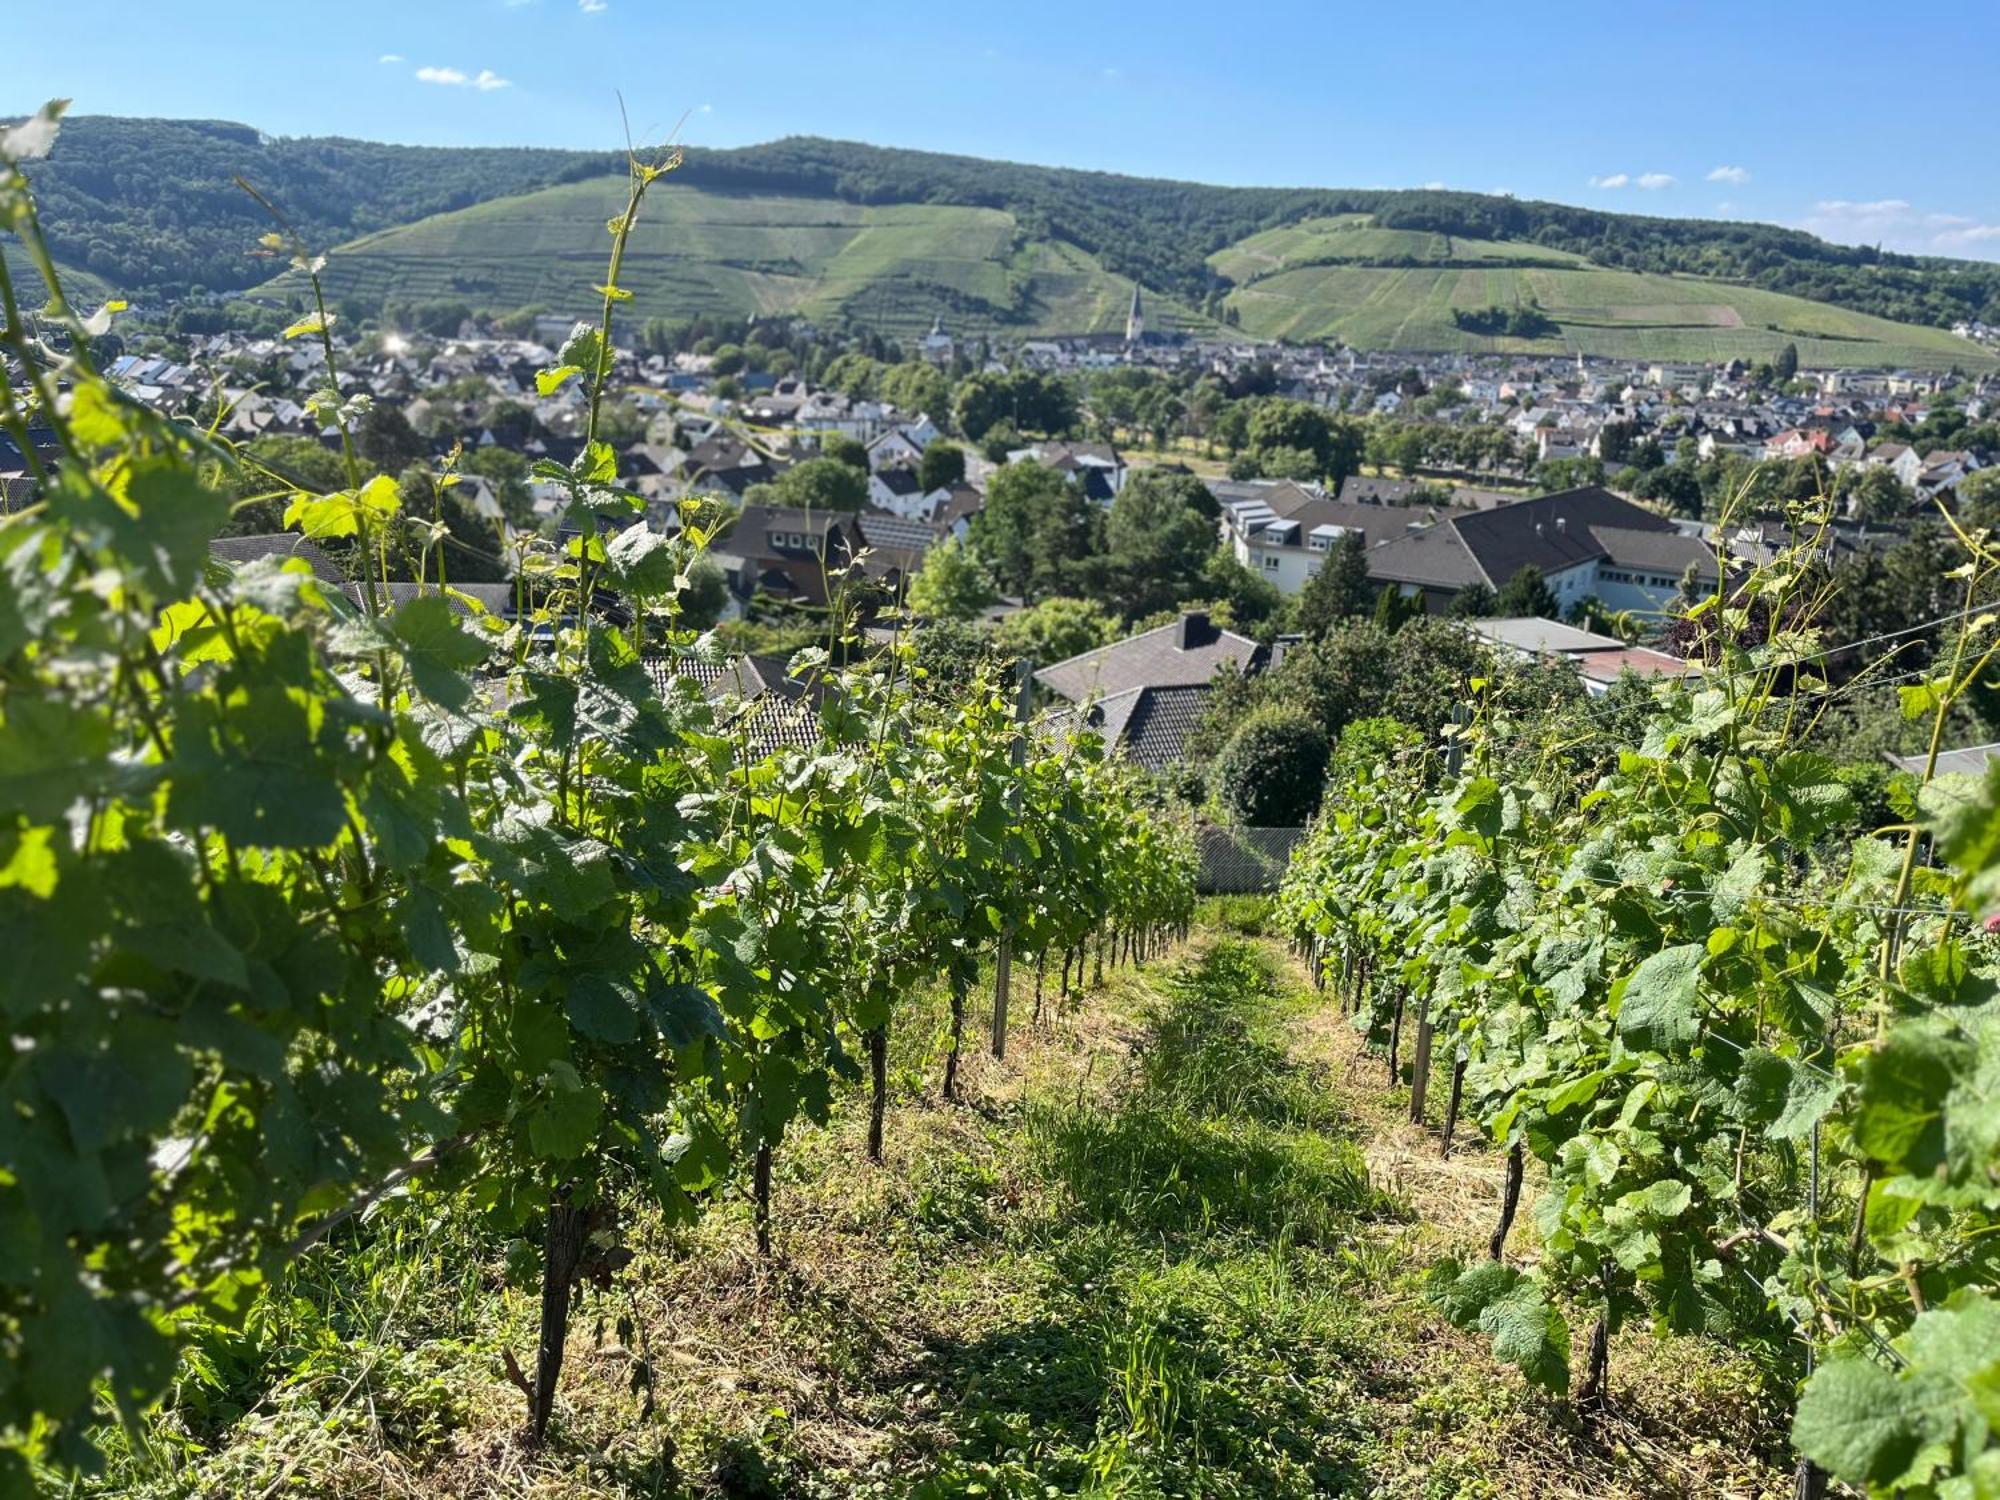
xmin=1195 ymin=825 xmax=1306 ymax=894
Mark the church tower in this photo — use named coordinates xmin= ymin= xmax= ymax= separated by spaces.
xmin=1125 ymin=282 xmax=1145 ymax=345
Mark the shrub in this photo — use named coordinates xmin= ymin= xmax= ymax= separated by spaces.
xmin=1214 ymin=707 xmax=1330 ymax=826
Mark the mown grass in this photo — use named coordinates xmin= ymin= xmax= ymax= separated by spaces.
xmin=80 ymin=937 xmax=1795 ymax=1498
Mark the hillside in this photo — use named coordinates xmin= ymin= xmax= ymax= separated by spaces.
xmin=1210 ymin=215 xmax=1992 ymax=367
xmin=267 ymin=175 xmax=1218 ymax=342
xmin=268 ymin=177 xmax=1994 ymax=367
xmin=13 ymin=115 xmax=613 ymax=297
xmin=13 ymin=115 xmax=2000 ymax=364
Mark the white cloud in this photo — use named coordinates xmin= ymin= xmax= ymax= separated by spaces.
xmin=1706 ymin=165 xmax=1750 ymax=185
xmin=415 ymin=64 xmax=512 ymax=90
xmin=378 ymin=52 xmax=404 ymax=63
xmin=1420 ymin=180 xmax=1446 ymax=191
xmin=698 ymin=103 xmax=714 ymax=114
xmin=579 ymin=0 xmax=607 ymax=11
xmin=1592 ymin=170 xmax=1675 ymax=191
xmin=1800 ymin=197 xmax=2000 ymax=261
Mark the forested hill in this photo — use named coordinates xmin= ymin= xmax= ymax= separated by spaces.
xmin=15 ymin=114 xmax=2000 ymax=335
xmin=13 ymin=115 xmax=617 ymax=295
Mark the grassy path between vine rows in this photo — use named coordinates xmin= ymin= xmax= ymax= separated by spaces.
xmin=95 ymin=924 xmax=1796 ymax=1498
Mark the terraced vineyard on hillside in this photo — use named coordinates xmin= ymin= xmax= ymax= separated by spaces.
xmin=272 ymin=177 xmax=1219 ymax=343
xmin=269 ymin=181 xmax=1996 ymax=367
xmin=1213 ymin=215 xmax=1994 ymax=366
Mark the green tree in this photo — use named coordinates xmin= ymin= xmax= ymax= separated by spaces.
xmin=1447 ymin=581 xmax=1499 ymax=618
xmin=968 ymin=461 xmax=1100 ymax=601
xmin=1961 ymin=468 xmax=2000 ymax=530
xmin=1241 ymin=400 xmax=1362 ymax=488
xmin=1834 ymin=463 xmax=1915 ymax=523
xmin=1597 ymin=420 xmax=1637 ymax=465
xmin=1632 ymin=461 xmax=1703 ymax=517
xmin=680 ymin=555 xmax=731 ymax=630
xmin=1103 ymin=469 xmax=1220 ymax=618
xmin=1774 ymin=341 xmax=1799 ymax=382
xmin=906 ymin=536 xmax=997 ymax=620
xmin=1533 ymin=455 xmax=1607 ymax=490
xmin=823 ymin=352 xmax=883 ymax=398
xmin=1198 ymin=550 xmax=1284 ymax=629
xmin=821 ymin=433 xmax=869 ymax=470
xmin=1383 ymin=618 xmax=1494 ymax=736
xmin=1295 ymin=529 xmax=1374 ymax=638
xmin=992 ymin=595 xmax=1121 ymax=666
xmin=1215 ymin=707 xmax=1330 ymax=826
xmin=1272 ymin=622 xmax=1396 ymax=738
xmin=1494 ymin=565 xmax=1560 ymax=618
xmin=357 ymin=403 xmax=428 ymax=476
xmin=879 ymin=362 xmax=953 ymax=422
xmin=770 ymin=457 xmax=868 ymax=512
xmin=917 ymin=440 xmax=967 ymax=493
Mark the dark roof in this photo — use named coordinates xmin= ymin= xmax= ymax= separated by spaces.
xmin=1035 ymin=440 xmax=1122 ymax=469
xmin=726 ymin=504 xmax=857 ymax=556
xmin=1096 ymin=683 xmax=1211 ymax=771
xmin=855 ymin=509 xmax=944 ymax=562
xmin=935 ymin=485 xmax=984 ymax=527
xmin=642 ymin=651 xmax=825 ymax=756
xmin=1037 ymin=611 xmax=1263 ymax=703
xmin=209 ymin=532 xmax=346 ymax=585
xmin=1337 ymin=475 xmax=1432 ymax=505
xmin=1222 ymin=481 xmax=1438 ymax=552
xmin=873 ymin=467 xmax=924 ymax=497
xmin=1368 ymin=486 xmax=1672 ymax=590
xmin=1588 ymin=525 xmax=1719 ymax=578
xmin=376 ymin=580 xmax=520 ymax=619
xmin=1364 ymin=521 xmax=1486 ymax=590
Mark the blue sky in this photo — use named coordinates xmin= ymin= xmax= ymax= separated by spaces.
xmin=13 ymin=0 xmax=2000 ymax=260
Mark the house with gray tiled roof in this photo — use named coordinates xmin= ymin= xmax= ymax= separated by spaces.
xmin=643 ymin=650 xmax=828 ymax=757
xmin=1365 ymin=486 xmax=1721 ymax=620
xmin=1037 ymin=610 xmax=1268 ymax=770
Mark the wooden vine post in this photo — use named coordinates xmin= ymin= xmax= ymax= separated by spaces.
xmin=991 ymin=658 xmax=1034 ymax=1061
xmin=1408 ymin=994 xmax=1434 ymax=1125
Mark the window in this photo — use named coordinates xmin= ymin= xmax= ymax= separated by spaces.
xmin=1261 ymin=554 xmax=1280 ymax=571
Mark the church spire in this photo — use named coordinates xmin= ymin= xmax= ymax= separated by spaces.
xmin=1125 ymin=281 xmax=1145 ymax=344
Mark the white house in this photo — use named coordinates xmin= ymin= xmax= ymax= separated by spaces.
xmin=867 ymin=466 xmax=954 ymax=521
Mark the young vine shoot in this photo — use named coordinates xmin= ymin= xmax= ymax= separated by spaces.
xmin=0 ymin=102 xmax=1194 ymax=1490
xmin=1277 ymin=532 xmax=2000 ymax=1495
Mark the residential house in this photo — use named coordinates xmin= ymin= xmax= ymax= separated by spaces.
xmin=1214 ymin=478 xmax=1434 ymax=597
xmin=1007 ymin=440 xmax=1127 ymax=503
xmin=1464 ymin=616 xmax=1698 ymax=697
xmin=1036 ymin=610 xmax=1268 ymax=771
xmin=1364 ymin=485 xmax=1721 ymax=618
xmin=867 ymin=465 xmax=954 ymax=521
xmin=713 ymin=504 xmax=864 ymax=608
xmin=643 ymin=651 xmax=828 ymax=757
